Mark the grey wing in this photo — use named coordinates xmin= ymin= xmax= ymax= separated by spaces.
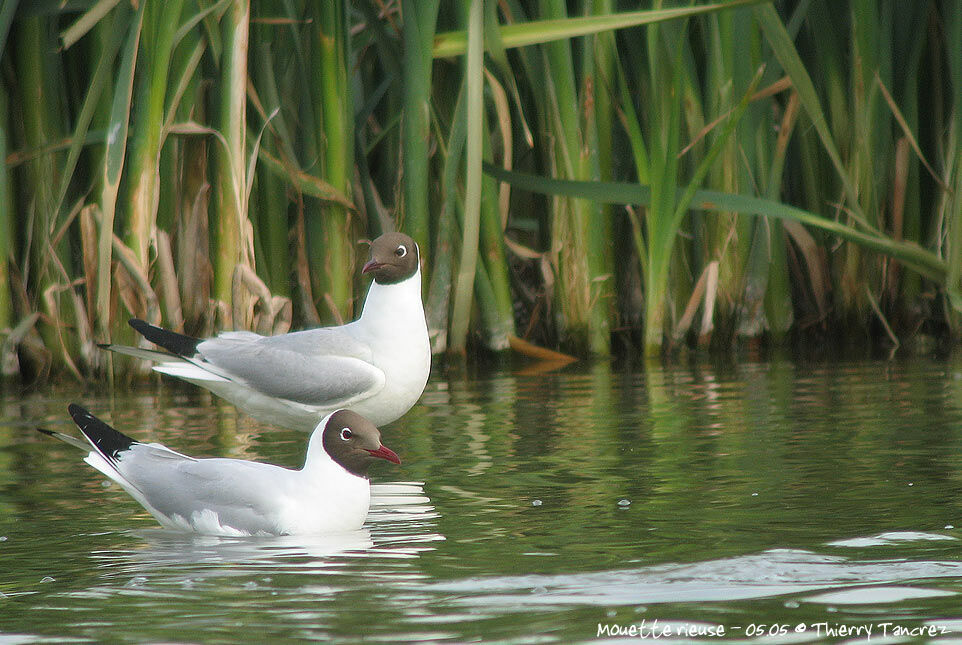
xmin=240 ymin=326 xmax=373 ymax=361
xmin=119 ymin=452 xmax=290 ymax=534
xmin=196 ymin=329 xmax=384 ymax=406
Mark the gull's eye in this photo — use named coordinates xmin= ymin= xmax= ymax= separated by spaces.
xmin=340 ymin=428 xmax=353 ymax=441
xmin=395 ymin=244 xmax=407 ymax=258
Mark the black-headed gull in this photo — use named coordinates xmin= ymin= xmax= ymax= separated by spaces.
xmin=37 ymin=404 xmax=401 ymax=536
xmin=102 ymin=232 xmax=430 ymax=431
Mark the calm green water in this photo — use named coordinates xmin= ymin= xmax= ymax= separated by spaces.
xmin=3 ymin=358 xmax=962 ymax=642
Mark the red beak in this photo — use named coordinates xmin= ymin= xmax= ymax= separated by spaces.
xmin=362 ymin=260 xmax=381 ymax=274
xmin=366 ymin=444 xmax=401 ymax=465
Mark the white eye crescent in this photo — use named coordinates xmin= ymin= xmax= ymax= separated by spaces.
xmin=340 ymin=428 xmax=353 ymax=441
xmin=395 ymin=245 xmax=407 ymax=258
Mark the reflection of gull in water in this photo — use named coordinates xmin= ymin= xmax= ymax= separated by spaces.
xmin=94 ymin=481 xmax=442 ymax=574
xmin=79 ymin=528 xmax=374 ymax=600
xmin=105 ymin=528 xmax=376 ymax=574
xmin=369 ymin=481 xmax=445 ymax=555
xmin=370 ymin=481 xmax=438 ymax=520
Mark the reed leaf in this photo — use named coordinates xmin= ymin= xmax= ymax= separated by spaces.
xmin=312 ymin=0 xmax=355 ymax=321
xmin=60 ymin=0 xmax=123 ymax=50
xmin=425 ymin=73 xmax=467 ymax=354
xmin=14 ymin=13 xmax=77 ymax=370
xmin=483 ymin=164 xmax=947 ymax=282
xmin=589 ymin=0 xmax=617 ymax=351
xmin=762 ymin=90 xmax=801 ymax=338
xmin=0 ymin=84 xmax=12 ymax=334
xmin=753 ymin=4 xmax=862 ymax=220
xmin=474 ymin=75 xmax=516 ymax=351
xmin=52 ymin=8 xmax=127 ymax=225
xmin=96 ymin=2 xmax=144 ymax=342
xmin=448 ymin=0 xmax=484 ymax=355
xmin=433 ymin=0 xmax=769 ymax=57
xmin=211 ymin=0 xmax=251 ymax=319
xmin=401 ymin=0 xmax=441 ymax=269
xmin=0 ymin=0 xmax=17 ymax=56
xmin=534 ymin=0 xmax=612 ymax=355
xmin=125 ymin=0 xmax=186 ymax=266
xmin=254 ymin=148 xmax=355 ymax=209
xmin=249 ymin=13 xmax=291 ymax=298
xmin=943 ymin=0 xmax=962 ymax=319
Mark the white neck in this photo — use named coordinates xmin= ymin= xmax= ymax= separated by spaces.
xmin=358 ymin=265 xmax=424 ymax=328
xmin=294 ymin=421 xmax=371 ymax=533
xmin=302 ymin=420 xmax=358 ymax=482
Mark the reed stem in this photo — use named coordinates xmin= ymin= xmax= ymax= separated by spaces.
xmin=211 ymin=0 xmax=250 ymax=322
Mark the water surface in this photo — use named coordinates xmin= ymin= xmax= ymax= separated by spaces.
xmin=3 ymin=358 xmax=962 ymax=642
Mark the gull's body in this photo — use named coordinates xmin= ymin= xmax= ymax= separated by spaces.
xmin=103 ymin=233 xmax=430 ymax=431
xmin=38 ymin=405 xmax=400 ymax=537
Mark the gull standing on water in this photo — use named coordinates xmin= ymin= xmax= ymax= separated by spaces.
xmin=102 ymin=232 xmax=430 ymax=431
xmin=37 ymin=404 xmax=400 ymax=536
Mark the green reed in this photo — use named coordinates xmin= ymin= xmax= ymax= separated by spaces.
xmin=0 ymin=1 xmax=960 ymax=380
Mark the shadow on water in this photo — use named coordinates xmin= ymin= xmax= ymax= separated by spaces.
xmin=3 ymin=357 xmax=962 ymax=641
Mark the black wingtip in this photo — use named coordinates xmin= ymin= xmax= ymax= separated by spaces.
xmin=67 ymin=404 xmax=138 ymax=462
xmin=128 ymin=318 xmax=201 ymax=357
xmin=36 ymin=427 xmax=56 ymax=438
xmin=67 ymin=403 xmax=90 ymax=422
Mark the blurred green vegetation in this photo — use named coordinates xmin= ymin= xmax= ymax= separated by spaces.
xmin=0 ymin=1 xmax=960 ymax=379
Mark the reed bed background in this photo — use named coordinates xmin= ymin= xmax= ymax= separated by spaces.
xmin=0 ymin=0 xmax=960 ymax=380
